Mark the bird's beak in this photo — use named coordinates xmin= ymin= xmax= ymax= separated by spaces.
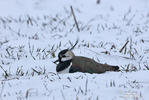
xmin=53 ymin=59 xmax=59 ymax=64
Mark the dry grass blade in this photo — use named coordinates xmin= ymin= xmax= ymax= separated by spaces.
xmin=70 ymin=6 xmax=80 ymax=32
xmin=85 ymin=78 xmax=88 ymax=95
xmin=61 ymin=90 xmax=66 ymax=100
xmin=25 ymin=88 xmax=36 ymax=99
xmin=32 ymin=68 xmax=41 ymax=75
xmin=0 ymin=65 xmax=9 ymax=78
xmin=143 ymin=61 xmax=149 ymax=70
xmin=28 ymin=42 xmax=36 ymax=60
xmin=119 ymin=40 xmax=129 ymax=53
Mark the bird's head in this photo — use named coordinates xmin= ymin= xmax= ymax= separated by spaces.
xmin=54 ymin=39 xmax=78 ymax=64
xmin=58 ymin=49 xmax=75 ymax=63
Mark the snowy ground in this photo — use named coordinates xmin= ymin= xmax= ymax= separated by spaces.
xmin=0 ymin=0 xmax=149 ymax=100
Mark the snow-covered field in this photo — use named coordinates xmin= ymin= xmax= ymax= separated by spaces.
xmin=0 ymin=0 xmax=149 ymax=100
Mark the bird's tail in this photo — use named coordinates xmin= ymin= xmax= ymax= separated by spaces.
xmin=111 ymin=66 xmax=119 ymax=71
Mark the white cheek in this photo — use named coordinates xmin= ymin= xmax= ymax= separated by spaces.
xmin=61 ymin=56 xmax=72 ymax=62
xmin=57 ymin=63 xmax=72 ymax=74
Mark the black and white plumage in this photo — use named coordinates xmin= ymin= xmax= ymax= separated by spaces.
xmin=55 ymin=49 xmax=119 ymax=74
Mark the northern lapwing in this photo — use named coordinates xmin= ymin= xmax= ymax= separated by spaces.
xmin=54 ymin=41 xmax=119 ymax=74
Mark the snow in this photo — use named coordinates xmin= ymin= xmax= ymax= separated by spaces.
xmin=0 ymin=0 xmax=149 ymax=100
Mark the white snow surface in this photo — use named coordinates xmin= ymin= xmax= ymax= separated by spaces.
xmin=0 ymin=0 xmax=149 ymax=100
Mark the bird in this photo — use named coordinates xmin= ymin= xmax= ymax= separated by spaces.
xmin=54 ymin=49 xmax=120 ymax=74
xmin=54 ymin=41 xmax=119 ymax=74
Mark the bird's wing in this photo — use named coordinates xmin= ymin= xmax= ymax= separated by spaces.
xmin=72 ymin=56 xmax=100 ymax=73
xmin=72 ymin=56 xmax=119 ymax=73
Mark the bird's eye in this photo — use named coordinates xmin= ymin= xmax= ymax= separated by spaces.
xmin=60 ymin=54 xmax=66 ymax=58
xmin=62 ymin=55 xmax=66 ymax=57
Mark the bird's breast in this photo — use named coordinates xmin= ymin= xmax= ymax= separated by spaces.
xmin=57 ymin=63 xmax=72 ymax=74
